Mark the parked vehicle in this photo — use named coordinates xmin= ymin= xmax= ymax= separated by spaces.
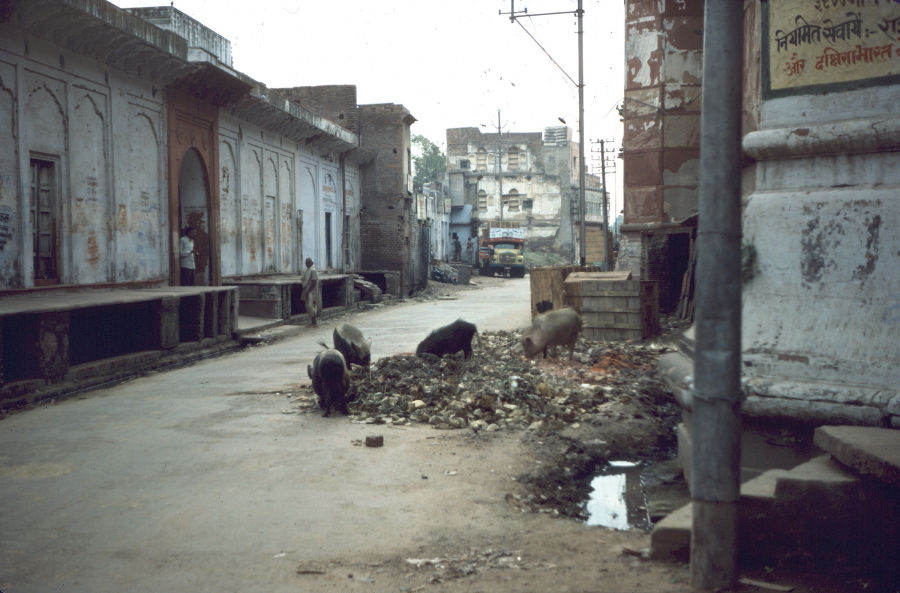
xmin=479 ymin=226 xmax=526 ymax=278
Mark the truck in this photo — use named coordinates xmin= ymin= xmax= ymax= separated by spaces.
xmin=478 ymin=225 xmax=527 ymax=278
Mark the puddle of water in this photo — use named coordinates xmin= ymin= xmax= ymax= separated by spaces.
xmin=584 ymin=461 xmax=651 ymax=531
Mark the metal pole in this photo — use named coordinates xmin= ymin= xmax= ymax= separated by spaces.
xmin=690 ymin=0 xmax=744 ymax=589
xmin=577 ymin=0 xmax=586 ymax=266
xmin=599 ymin=139 xmax=611 ymax=270
xmin=497 ymin=110 xmax=503 ymax=222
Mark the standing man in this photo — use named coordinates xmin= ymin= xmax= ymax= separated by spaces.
xmin=465 ymin=237 xmax=474 ymax=265
xmin=179 ymin=226 xmax=197 ymax=286
xmin=301 ymin=257 xmax=319 ymax=328
xmin=453 ymin=235 xmax=462 ymax=263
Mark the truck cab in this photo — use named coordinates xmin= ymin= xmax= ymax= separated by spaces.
xmin=479 ymin=228 xmax=526 ymax=278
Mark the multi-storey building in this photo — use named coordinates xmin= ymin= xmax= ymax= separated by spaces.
xmin=445 ymin=125 xmax=605 ymax=262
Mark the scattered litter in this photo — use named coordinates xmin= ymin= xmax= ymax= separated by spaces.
xmin=288 ymin=330 xmax=677 ymax=436
xmin=738 ymin=577 xmax=795 ymax=592
xmin=444 ymin=469 xmax=457 ymax=476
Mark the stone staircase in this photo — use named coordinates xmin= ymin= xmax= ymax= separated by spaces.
xmin=651 ymin=426 xmax=900 ymax=580
xmin=353 ymin=277 xmax=383 ymax=304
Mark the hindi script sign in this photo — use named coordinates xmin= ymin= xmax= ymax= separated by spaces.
xmin=764 ymin=0 xmax=900 ymax=97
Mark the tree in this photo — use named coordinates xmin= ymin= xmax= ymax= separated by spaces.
xmin=411 ymin=134 xmax=446 ymax=191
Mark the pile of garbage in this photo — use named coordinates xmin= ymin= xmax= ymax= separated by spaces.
xmin=430 ymin=262 xmax=458 ymax=285
xmin=291 ymin=329 xmax=677 ymax=435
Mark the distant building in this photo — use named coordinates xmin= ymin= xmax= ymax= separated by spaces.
xmin=276 ymin=86 xmax=425 ymax=296
xmin=445 ymin=126 xmax=606 ymax=262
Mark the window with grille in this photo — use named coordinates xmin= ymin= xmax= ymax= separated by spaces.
xmin=478 ymin=190 xmax=488 ymax=212
xmin=506 ymin=189 xmax=520 ymax=212
xmin=508 ymin=148 xmax=519 ymax=170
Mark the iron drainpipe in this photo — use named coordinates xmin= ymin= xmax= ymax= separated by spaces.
xmin=690 ymin=0 xmax=744 ymax=589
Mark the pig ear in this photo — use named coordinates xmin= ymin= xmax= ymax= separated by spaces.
xmin=524 ymin=337 xmax=534 ymax=347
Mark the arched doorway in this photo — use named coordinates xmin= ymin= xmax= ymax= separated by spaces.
xmin=179 ymin=148 xmax=210 ymax=286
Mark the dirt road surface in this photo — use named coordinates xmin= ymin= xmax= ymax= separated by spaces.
xmin=0 ymin=277 xmax=698 ymax=593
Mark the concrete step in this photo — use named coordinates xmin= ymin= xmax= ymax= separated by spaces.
xmin=814 ymin=425 xmax=900 ymax=488
xmin=651 ymin=455 xmax=867 ymax=570
xmin=353 ymin=278 xmax=383 ymax=303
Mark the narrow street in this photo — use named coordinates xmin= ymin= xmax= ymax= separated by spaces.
xmin=0 ymin=278 xmax=692 ymax=593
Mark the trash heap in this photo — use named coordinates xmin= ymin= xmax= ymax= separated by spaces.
xmin=293 ymin=330 xmax=677 ymax=434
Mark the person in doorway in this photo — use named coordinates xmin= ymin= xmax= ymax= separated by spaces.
xmin=465 ymin=237 xmax=474 ymax=265
xmin=179 ymin=226 xmax=197 ymax=286
xmin=301 ymin=257 xmax=319 ymax=327
xmin=453 ymin=236 xmax=462 ymax=262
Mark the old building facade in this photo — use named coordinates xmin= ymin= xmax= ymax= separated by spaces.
xmin=445 ymin=125 xmax=604 ymax=260
xmin=619 ymin=0 xmax=704 ymax=294
xmin=650 ymin=0 xmax=900 ymax=472
xmin=278 ymin=87 xmax=426 ymax=296
xmin=0 ymin=0 xmax=387 ymax=407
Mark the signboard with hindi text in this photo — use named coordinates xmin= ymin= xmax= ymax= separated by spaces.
xmin=763 ymin=0 xmax=900 ymax=98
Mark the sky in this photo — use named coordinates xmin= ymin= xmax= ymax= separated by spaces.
xmin=109 ymin=0 xmax=626 ymax=214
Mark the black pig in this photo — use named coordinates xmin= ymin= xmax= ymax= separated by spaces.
xmin=416 ymin=319 xmax=480 ymax=360
xmin=307 ymin=348 xmax=351 ymax=417
xmin=333 ymin=322 xmax=372 ymax=368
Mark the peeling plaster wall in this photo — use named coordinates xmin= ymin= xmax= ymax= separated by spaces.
xmin=218 ymin=113 xmax=359 ymax=277
xmin=740 ymin=1 xmax=900 ymax=426
xmin=0 ymin=24 xmax=166 ymax=289
xmin=620 ymin=0 xmax=704 ymax=277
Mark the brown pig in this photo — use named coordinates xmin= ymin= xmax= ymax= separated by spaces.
xmin=521 ymin=308 xmax=582 ymax=360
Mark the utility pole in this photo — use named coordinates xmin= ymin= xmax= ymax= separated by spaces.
xmin=483 ymin=110 xmax=507 ymax=222
xmin=691 ymin=0 xmax=744 ymax=589
xmin=598 ymin=139 xmax=613 ymax=271
xmin=503 ymin=0 xmax=586 ymax=264
xmin=497 ymin=110 xmax=504 ymax=222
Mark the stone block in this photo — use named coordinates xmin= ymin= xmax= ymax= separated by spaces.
xmin=814 ymin=425 xmax=900 ymax=487
xmin=649 ymin=501 xmax=691 ymax=561
xmin=159 ymin=296 xmax=180 ymax=349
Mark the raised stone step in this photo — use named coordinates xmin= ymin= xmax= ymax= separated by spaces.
xmin=353 ymin=278 xmax=383 ymax=303
xmin=814 ymin=425 xmax=900 ymax=488
xmin=651 ymin=455 xmax=862 ymax=567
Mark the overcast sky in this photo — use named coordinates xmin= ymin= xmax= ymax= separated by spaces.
xmin=110 ymin=0 xmax=625 ymax=214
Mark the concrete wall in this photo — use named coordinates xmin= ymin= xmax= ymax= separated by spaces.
xmin=0 ymin=19 xmax=168 ymax=289
xmin=126 ymin=6 xmax=233 ymax=67
xmin=738 ymin=0 xmax=900 ymax=427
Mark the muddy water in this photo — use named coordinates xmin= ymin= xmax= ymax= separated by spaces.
xmin=584 ymin=461 xmax=652 ymax=531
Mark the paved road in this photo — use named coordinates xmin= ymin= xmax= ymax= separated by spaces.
xmin=0 ymin=278 xmax=532 ymax=593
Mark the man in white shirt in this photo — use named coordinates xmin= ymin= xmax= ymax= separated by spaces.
xmin=300 ymin=257 xmax=319 ymax=327
xmin=179 ymin=226 xmax=197 ymax=286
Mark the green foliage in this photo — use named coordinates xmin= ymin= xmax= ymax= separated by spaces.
xmin=411 ymin=134 xmax=446 ymax=191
